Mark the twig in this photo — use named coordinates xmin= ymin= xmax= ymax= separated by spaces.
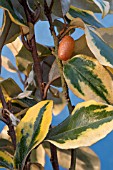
xmin=0 ymin=116 xmax=8 ymax=124
xmin=69 ymin=149 xmax=77 ymax=170
xmin=0 ymin=86 xmax=16 ymax=150
xmin=21 ymin=33 xmax=32 ymax=51
xmin=0 ymin=11 xmax=12 ymax=73
xmin=21 ymin=0 xmax=44 ymax=100
xmin=50 ymin=143 xmax=59 ymax=170
xmin=43 ymin=75 xmax=60 ymax=99
xmin=0 ymin=86 xmax=7 ymax=109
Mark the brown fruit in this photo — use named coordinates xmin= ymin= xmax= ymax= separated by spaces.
xmin=58 ymin=35 xmax=75 ymax=61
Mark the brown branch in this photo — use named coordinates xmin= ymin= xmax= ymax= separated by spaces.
xmin=50 ymin=143 xmax=59 ymax=170
xmin=0 ymin=86 xmax=7 ymax=109
xmin=69 ymin=149 xmax=77 ymax=170
xmin=21 ymin=33 xmax=32 ymax=51
xmin=21 ymin=0 xmax=44 ymax=100
xmin=0 ymin=11 xmax=12 ymax=73
xmin=43 ymin=75 xmax=60 ymax=99
xmin=0 ymin=86 xmax=16 ymax=150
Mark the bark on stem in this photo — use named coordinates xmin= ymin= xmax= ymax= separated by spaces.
xmin=30 ymin=36 xmax=44 ymax=99
xmin=21 ymin=0 xmax=44 ymax=99
xmin=0 ymin=86 xmax=16 ymax=150
xmin=50 ymin=143 xmax=59 ymax=170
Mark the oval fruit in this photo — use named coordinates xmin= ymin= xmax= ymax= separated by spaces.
xmin=58 ymin=35 xmax=75 ymax=61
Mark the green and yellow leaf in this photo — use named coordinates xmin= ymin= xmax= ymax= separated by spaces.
xmin=85 ymin=26 xmax=113 ymax=68
xmin=65 ymin=17 xmax=113 ymax=69
xmin=71 ymin=0 xmax=112 ymax=14
xmin=92 ymin=0 xmax=110 ymax=17
xmin=0 ymin=151 xmax=14 ymax=169
xmin=96 ymin=27 xmax=113 ymax=48
xmin=14 ymin=100 xmax=53 ymax=170
xmin=46 ymin=100 xmax=113 ymax=149
xmin=0 ymin=0 xmax=26 ymax=26
xmin=67 ymin=5 xmax=104 ymax=28
xmin=0 ymin=11 xmax=20 ymax=49
xmin=0 ymin=139 xmax=14 ymax=156
xmin=63 ymin=54 xmax=113 ymax=104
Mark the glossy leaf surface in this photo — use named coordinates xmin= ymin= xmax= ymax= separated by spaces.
xmin=46 ymin=100 xmax=113 ymax=149
xmin=63 ymin=55 xmax=113 ymax=104
xmin=14 ymin=100 xmax=53 ymax=169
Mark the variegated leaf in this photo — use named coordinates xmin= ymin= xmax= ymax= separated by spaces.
xmin=0 ymin=151 xmax=14 ymax=169
xmin=46 ymin=100 xmax=113 ymax=149
xmin=65 ymin=17 xmax=113 ymax=69
xmin=63 ymin=54 xmax=113 ymax=104
xmin=67 ymin=5 xmax=104 ymax=28
xmin=0 ymin=139 xmax=14 ymax=156
xmin=0 ymin=11 xmax=20 ymax=48
xmin=92 ymin=0 xmax=110 ymax=17
xmin=96 ymin=27 xmax=113 ymax=48
xmin=0 ymin=0 xmax=26 ymax=26
xmin=85 ymin=26 xmax=113 ymax=68
xmin=14 ymin=100 xmax=53 ymax=170
xmin=71 ymin=0 xmax=110 ymax=16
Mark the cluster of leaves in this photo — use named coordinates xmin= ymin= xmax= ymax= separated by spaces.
xmin=0 ymin=0 xmax=113 ymax=169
